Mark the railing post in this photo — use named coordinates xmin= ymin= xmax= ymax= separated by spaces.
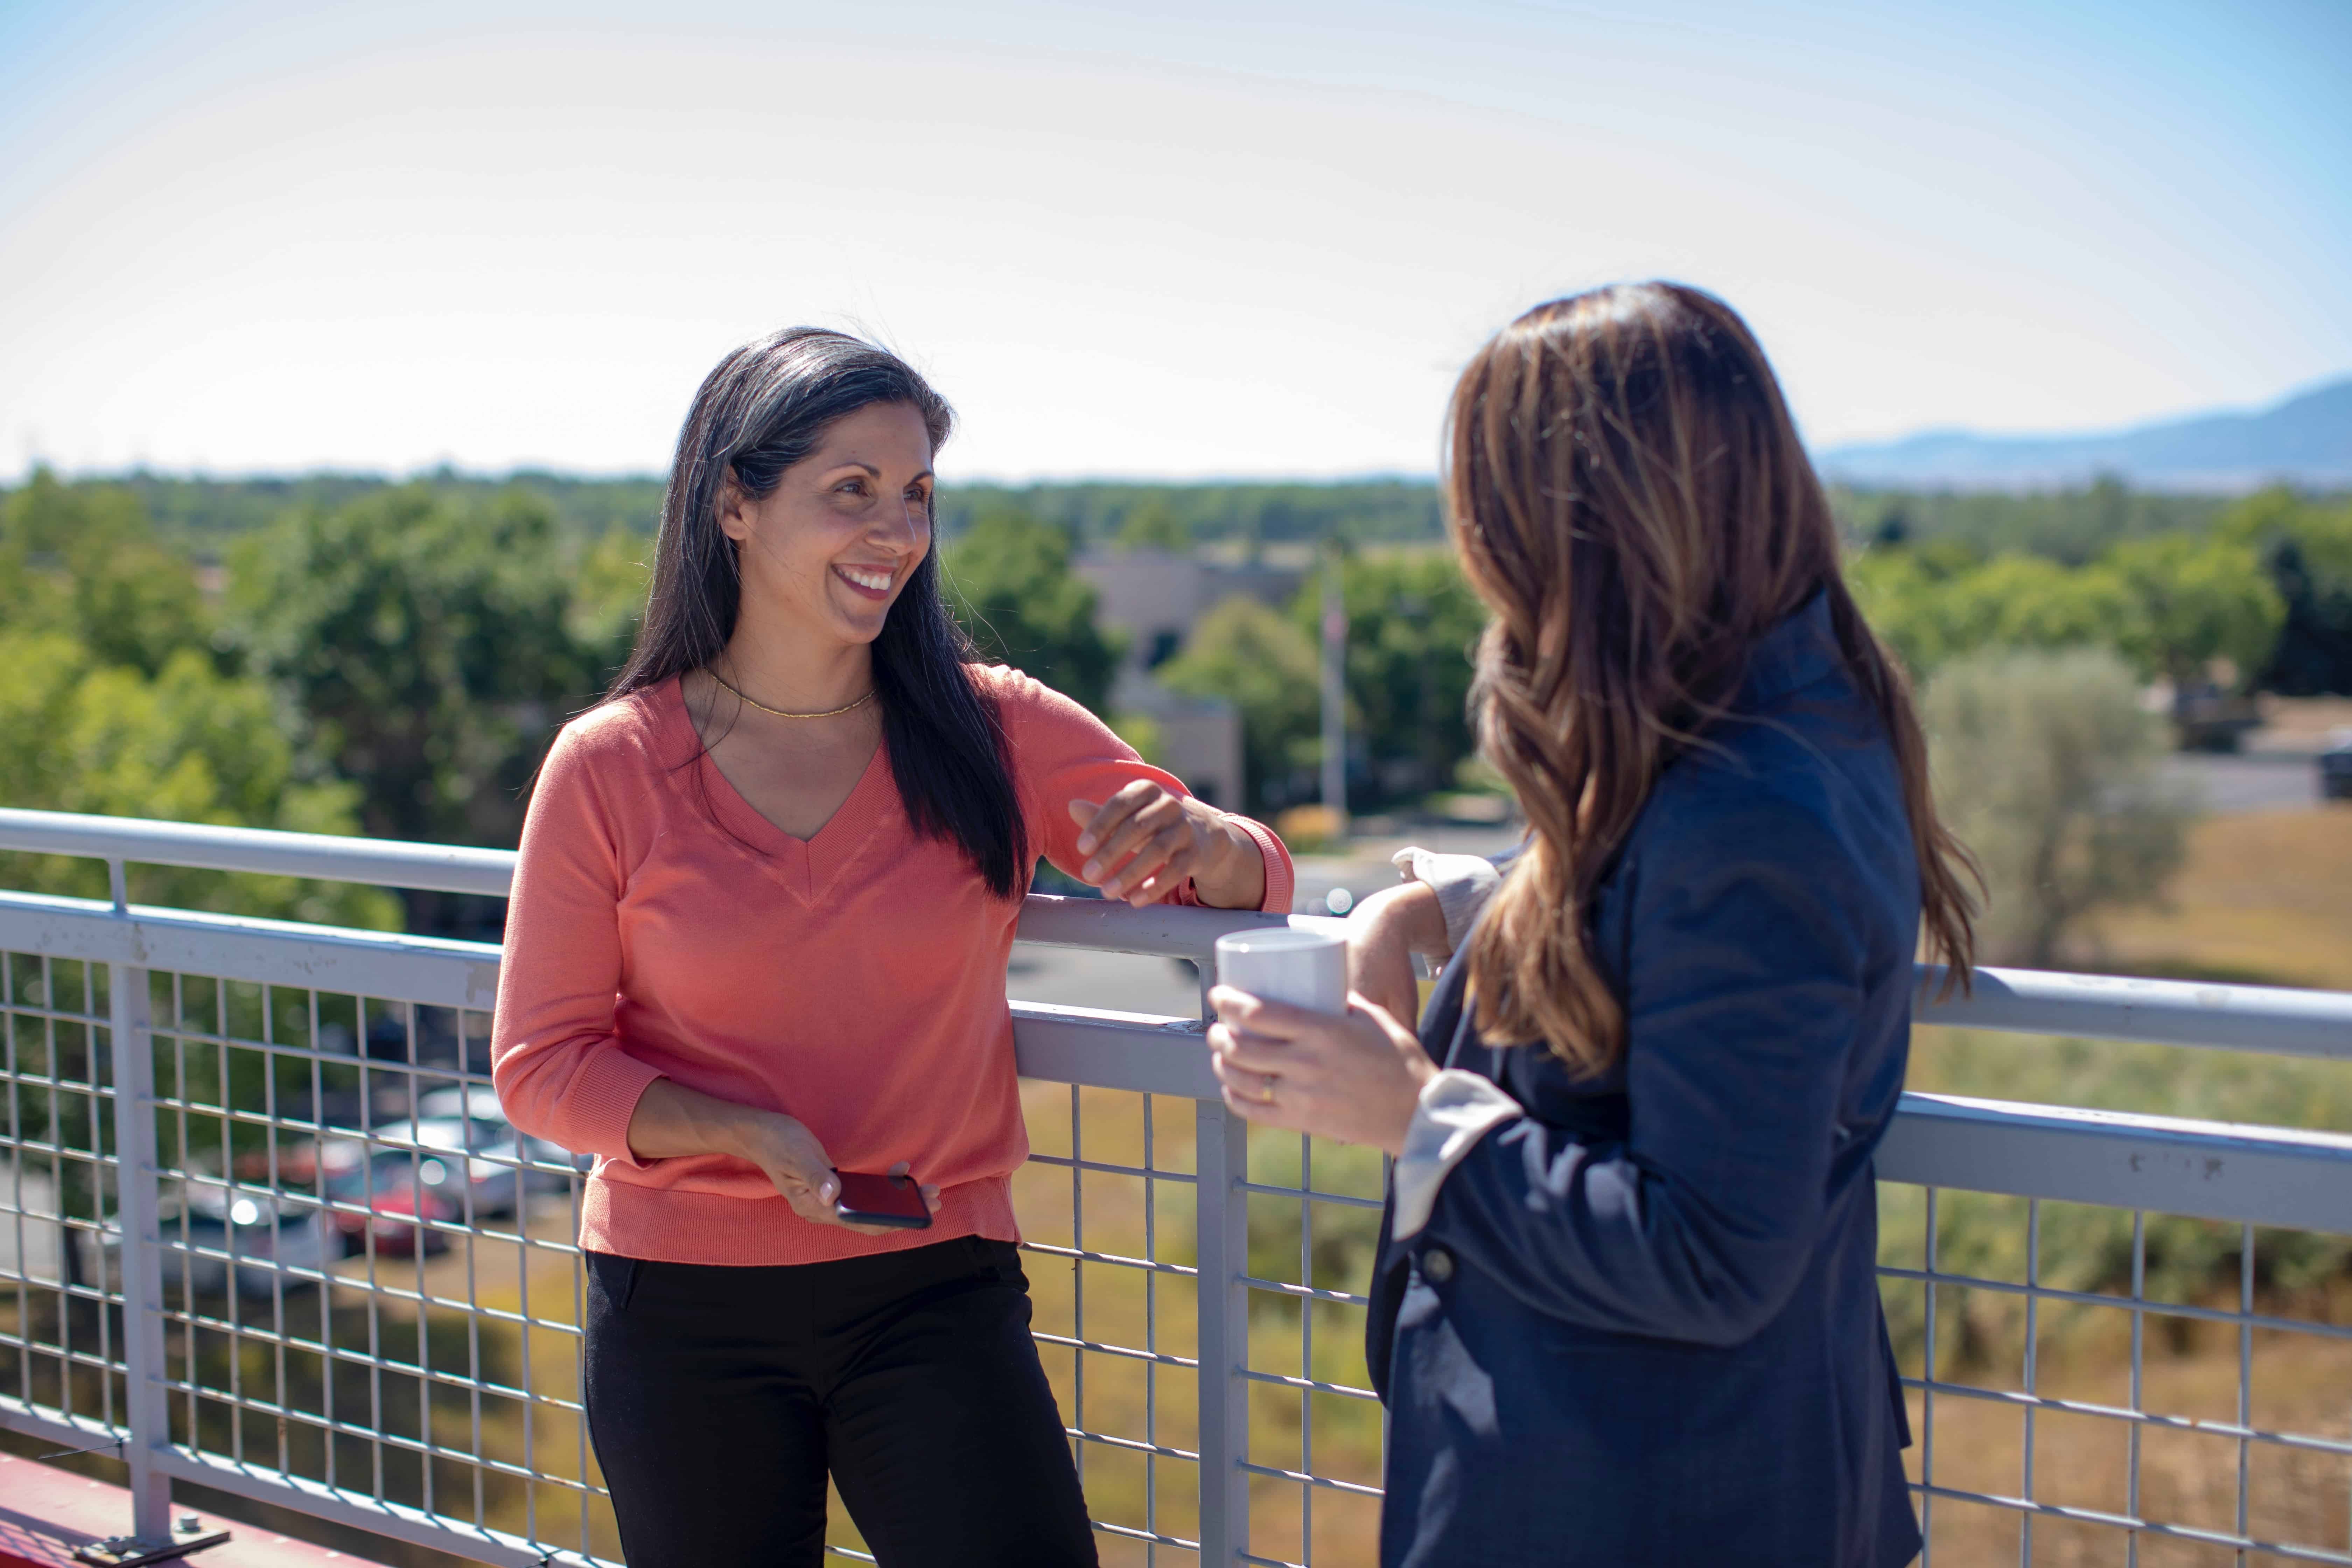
xmin=1194 ymin=1098 xmax=1250 ymax=1564
xmin=106 ymin=860 xmax=173 ymax=1542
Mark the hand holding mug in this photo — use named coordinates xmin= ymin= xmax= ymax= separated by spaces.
xmin=1206 ymin=987 xmax=1435 ymax=1155
xmin=1208 ymin=925 xmax=1435 ymax=1154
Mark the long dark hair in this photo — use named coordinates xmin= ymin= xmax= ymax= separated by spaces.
xmin=608 ymin=327 xmax=1028 ymax=897
xmin=1447 ymin=283 xmax=1978 ymax=1074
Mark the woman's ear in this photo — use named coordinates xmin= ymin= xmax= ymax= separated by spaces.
xmin=716 ymin=478 xmax=754 ymax=544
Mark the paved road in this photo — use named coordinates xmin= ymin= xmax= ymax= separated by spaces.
xmin=1007 ymin=941 xmax=1204 ymax=1017
xmin=2161 ymin=750 xmax=2330 ymax=814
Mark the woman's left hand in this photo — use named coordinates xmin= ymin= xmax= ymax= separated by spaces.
xmin=1206 ymin=986 xmax=1437 ymax=1155
xmin=1070 ymin=784 xmax=1265 ymax=909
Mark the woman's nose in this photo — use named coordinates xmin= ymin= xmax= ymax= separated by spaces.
xmin=878 ymin=501 xmax=929 ymax=551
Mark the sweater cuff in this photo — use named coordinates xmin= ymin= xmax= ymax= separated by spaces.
xmin=1228 ymin=814 xmax=1296 ymax=914
xmin=1392 ymin=1069 xmax=1522 ymax=1241
xmin=1391 ymin=847 xmax=1502 ymax=954
xmin=561 ymin=1048 xmax=668 ymax=1171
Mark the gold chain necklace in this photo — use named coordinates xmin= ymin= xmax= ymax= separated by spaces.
xmin=707 ymin=670 xmax=876 ymax=720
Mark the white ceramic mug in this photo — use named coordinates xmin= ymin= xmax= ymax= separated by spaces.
xmin=1213 ymin=927 xmax=1349 ymax=1014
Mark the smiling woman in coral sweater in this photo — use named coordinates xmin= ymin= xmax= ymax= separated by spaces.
xmin=490 ymin=329 xmax=1292 ymax=1568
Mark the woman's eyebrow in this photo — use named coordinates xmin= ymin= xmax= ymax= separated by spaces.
xmin=819 ymin=461 xmax=933 ymax=483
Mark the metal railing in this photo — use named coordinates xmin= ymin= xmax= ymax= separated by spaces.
xmin=1 ymin=806 xmax=2348 ymax=1565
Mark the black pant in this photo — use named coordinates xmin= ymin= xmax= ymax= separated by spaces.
xmin=584 ymin=1236 xmax=1098 ymax=1567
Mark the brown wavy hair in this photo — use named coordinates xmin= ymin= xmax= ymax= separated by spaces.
xmin=1448 ymin=282 xmax=1977 ymax=1075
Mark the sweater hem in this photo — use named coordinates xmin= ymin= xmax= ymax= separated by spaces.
xmin=580 ymin=1172 xmax=1020 ymax=1266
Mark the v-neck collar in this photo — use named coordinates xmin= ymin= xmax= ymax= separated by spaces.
xmin=654 ymin=677 xmax=898 ymax=904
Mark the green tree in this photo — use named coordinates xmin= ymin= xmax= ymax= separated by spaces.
xmin=0 ymin=629 xmax=396 ymax=927
xmin=1827 ymin=478 xmax=2224 ymax=563
xmin=0 ymin=474 xmax=389 ymax=924
xmin=1295 ymin=550 xmax=1485 ymax=805
xmin=565 ymin=527 xmax=651 ymax=692
xmin=1159 ymin=596 xmax=1321 ymax=814
xmin=2100 ymin=533 xmax=2284 ymax=688
xmin=1946 ymin=555 xmax=2142 ymax=662
xmin=1849 ymin=547 xmax=2142 ymax=678
xmin=2219 ymin=486 xmax=2352 ymax=694
xmin=1923 ymin=647 xmax=2195 ymax=967
xmin=228 ymin=486 xmax=595 ymax=853
xmin=943 ymin=510 xmax=1121 ymax=714
xmin=1114 ymin=499 xmax=1192 ymax=553
xmin=2 ymin=468 xmax=211 ymax=677
xmin=1846 ymin=546 xmax=1950 ymax=674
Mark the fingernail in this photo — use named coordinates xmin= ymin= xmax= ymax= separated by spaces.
xmin=1102 ymin=880 xmax=1121 ymax=897
xmin=1082 ymin=859 xmax=1101 ymax=878
xmin=1077 ymin=835 xmax=1096 ymax=853
xmin=820 ymin=1181 xmax=836 ymax=1202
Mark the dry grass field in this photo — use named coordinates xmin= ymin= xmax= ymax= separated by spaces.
xmin=1902 ymin=1303 xmax=2352 ymax=1565
xmin=2094 ymin=806 xmax=2352 ymax=990
xmin=1893 ymin=803 xmax=2352 ymax=1564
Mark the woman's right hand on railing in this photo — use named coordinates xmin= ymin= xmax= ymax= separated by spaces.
xmin=624 ymin=1078 xmax=940 ymax=1234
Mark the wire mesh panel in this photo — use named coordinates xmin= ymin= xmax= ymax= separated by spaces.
xmin=1881 ymin=1182 xmax=2352 ymax=1566
xmin=999 ymin=1082 xmax=1213 ymax=1566
xmin=122 ymin=961 xmax=621 ymax=1566
xmin=0 ymin=947 xmax=131 ymax=1454
xmin=1225 ymin=1128 xmax=1386 ymax=1568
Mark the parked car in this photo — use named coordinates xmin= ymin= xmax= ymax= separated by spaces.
xmin=2322 ymin=731 xmax=2352 ymax=801
xmin=319 ymin=1148 xmax=463 ymax=1260
xmin=363 ymin=1117 xmax=532 ymax=1218
xmin=82 ymin=1185 xmax=331 ymax=1300
xmin=235 ymin=1135 xmax=366 ymax=1190
xmin=2170 ymin=681 xmax=2263 ymax=752
xmin=412 ymin=1086 xmax=591 ymax=1193
xmin=414 ymin=1085 xmax=506 ymax=1123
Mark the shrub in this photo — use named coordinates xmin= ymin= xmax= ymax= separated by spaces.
xmin=1922 ymin=647 xmax=2195 ymax=966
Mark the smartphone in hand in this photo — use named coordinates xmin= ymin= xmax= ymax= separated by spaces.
xmin=832 ymin=1169 xmax=932 ymax=1230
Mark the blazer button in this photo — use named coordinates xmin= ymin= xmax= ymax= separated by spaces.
xmin=1421 ymin=1246 xmax=1455 ymax=1283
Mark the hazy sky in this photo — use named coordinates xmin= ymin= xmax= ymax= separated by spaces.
xmin=2 ymin=0 xmax=2346 ymax=481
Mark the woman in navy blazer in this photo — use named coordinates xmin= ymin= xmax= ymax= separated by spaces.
xmin=1207 ymin=282 xmax=1980 ymax=1568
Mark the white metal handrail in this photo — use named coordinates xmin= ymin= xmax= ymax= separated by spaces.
xmin=4 ymin=807 xmax=2351 ymax=1566
xmin=8 ymin=807 xmax=2350 ymax=1056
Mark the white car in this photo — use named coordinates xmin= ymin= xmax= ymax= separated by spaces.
xmin=362 ymin=1117 xmax=530 ymax=1218
xmin=414 ymin=1085 xmax=507 ymax=1123
xmin=412 ymin=1086 xmax=591 ymax=1190
xmin=84 ymin=1184 xmax=331 ymax=1300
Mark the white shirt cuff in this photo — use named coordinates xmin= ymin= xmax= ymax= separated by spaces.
xmin=1391 ymin=1069 xmax=1523 ymax=1241
xmin=1391 ymin=847 xmax=1503 ymax=955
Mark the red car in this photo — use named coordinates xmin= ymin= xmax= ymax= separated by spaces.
xmin=239 ymin=1139 xmax=461 ymax=1259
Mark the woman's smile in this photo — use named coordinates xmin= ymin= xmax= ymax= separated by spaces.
xmin=834 ymin=562 xmax=897 ymax=601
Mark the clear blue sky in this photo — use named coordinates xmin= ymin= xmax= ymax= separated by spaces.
xmin=2 ymin=0 xmax=2345 ymax=480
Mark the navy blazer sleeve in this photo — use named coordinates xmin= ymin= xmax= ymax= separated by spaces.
xmin=1417 ymin=792 xmax=1871 ymax=1348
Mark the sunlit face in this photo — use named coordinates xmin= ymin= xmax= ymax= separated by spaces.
xmin=719 ymin=400 xmax=935 ymax=648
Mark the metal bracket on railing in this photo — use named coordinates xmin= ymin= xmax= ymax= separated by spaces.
xmin=71 ymin=1517 xmax=231 ymax=1568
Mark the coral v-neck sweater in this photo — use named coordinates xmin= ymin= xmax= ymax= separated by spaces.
xmin=491 ymin=666 xmax=1293 ymax=1266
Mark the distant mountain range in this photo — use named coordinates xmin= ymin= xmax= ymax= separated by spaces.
xmin=1820 ymin=377 xmax=2352 ymax=492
